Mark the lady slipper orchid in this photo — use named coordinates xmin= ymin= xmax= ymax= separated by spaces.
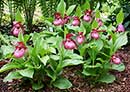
xmin=53 ymin=12 xmax=70 ymax=26
xmin=85 ymin=9 xmax=92 ymax=16
xmin=14 ymin=48 xmax=26 ymax=58
xmin=13 ymin=28 xmax=21 ymax=36
xmin=83 ymin=9 xmax=92 ymax=22
xmin=11 ymin=21 xmax=24 ymax=37
xmin=76 ymin=32 xmax=85 ymax=44
xmin=72 ymin=16 xmax=80 ymax=26
xmin=54 ymin=12 xmax=62 ymax=19
xmin=63 ymin=33 xmax=77 ymax=50
xmin=13 ymin=42 xmax=27 ymax=58
xmin=116 ymin=24 xmax=125 ymax=32
xmin=83 ymin=15 xmax=91 ymax=22
xmin=91 ymin=29 xmax=99 ymax=40
xmin=63 ymin=14 xmax=70 ymax=24
xmin=53 ymin=18 xmax=63 ymax=26
xmin=96 ymin=18 xmax=103 ymax=27
xmin=111 ymin=55 xmax=121 ymax=64
xmin=66 ymin=33 xmax=74 ymax=38
xmin=53 ymin=12 xmax=63 ymax=26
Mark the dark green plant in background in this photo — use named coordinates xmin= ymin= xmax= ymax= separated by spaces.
xmin=38 ymin=0 xmax=85 ymax=17
xmin=38 ymin=0 xmax=59 ymax=17
xmin=0 ymin=0 xmax=5 ymax=25
xmin=13 ymin=0 xmax=36 ymax=32
xmin=23 ymin=0 xmax=36 ymax=32
xmin=120 ymin=0 xmax=130 ymax=30
xmin=7 ymin=0 xmax=16 ymax=23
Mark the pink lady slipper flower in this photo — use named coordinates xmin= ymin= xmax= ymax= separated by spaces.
xmin=91 ymin=29 xmax=99 ymax=40
xmin=63 ymin=33 xmax=77 ymax=50
xmin=11 ymin=21 xmax=24 ymax=37
xmin=116 ymin=24 xmax=125 ymax=32
xmin=96 ymin=18 xmax=103 ymax=27
xmin=83 ymin=15 xmax=91 ymax=22
xmin=76 ymin=32 xmax=85 ymax=44
xmin=85 ymin=9 xmax=92 ymax=15
xmin=53 ymin=18 xmax=64 ymax=26
xmin=72 ymin=16 xmax=80 ymax=26
xmin=83 ymin=9 xmax=92 ymax=22
xmin=111 ymin=55 xmax=121 ymax=64
xmin=13 ymin=42 xmax=27 ymax=58
xmin=54 ymin=12 xmax=62 ymax=19
xmin=53 ymin=12 xmax=64 ymax=26
xmin=63 ymin=14 xmax=70 ymax=24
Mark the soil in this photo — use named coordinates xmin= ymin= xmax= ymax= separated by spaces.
xmin=0 ymin=46 xmax=130 ymax=92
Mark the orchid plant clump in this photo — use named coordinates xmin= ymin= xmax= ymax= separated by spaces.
xmin=50 ymin=0 xmax=127 ymax=83
xmin=0 ymin=30 xmax=84 ymax=90
xmin=0 ymin=0 xmax=128 ymax=91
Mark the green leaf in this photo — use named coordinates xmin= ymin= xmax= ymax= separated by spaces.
xmin=42 ymin=40 xmax=49 ymax=50
xmin=83 ymin=63 xmax=102 ymax=68
xmin=79 ymin=44 xmax=88 ymax=56
xmin=53 ymin=77 xmax=72 ymax=89
xmin=65 ymin=51 xmax=83 ymax=60
xmin=46 ymin=69 xmax=56 ymax=81
xmin=66 ymin=25 xmax=80 ymax=31
xmin=92 ymin=20 xmax=98 ymax=29
xmin=0 ymin=62 xmax=23 ymax=73
xmin=80 ymin=22 xmax=86 ymax=34
xmin=96 ymin=58 xmax=106 ymax=63
xmin=62 ymin=59 xmax=83 ymax=68
xmin=41 ymin=31 xmax=57 ymax=36
xmin=25 ymin=61 xmax=34 ymax=68
xmin=32 ymin=82 xmax=44 ymax=90
xmin=95 ymin=2 xmax=100 ymax=11
xmin=95 ymin=10 xmax=100 ymax=18
xmin=114 ymin=32 xmax=128 ymax=52
xmin=50 ymin=55 xmax=60 ymax=61
xmin=116 ymin=9 xmax=124 ymax=24
xmin=87 ymin=46 xmax=98 ymax=62
xmin=1 ymin=45 xmax=14 ymax=56
xmin=57 ymin=0 xmax=66 ymax=16
xmin=38 ymin=55 xmax=49 ymax=66
xmin=46 ymin=37 xmax=57 ymax=45
xmin=49 ymin=60 xmax=58 ymax=72
xmin=66 ymin=5 xmax=76 ymax=15
xmin=103 ymin=62 xmax=111 ymax=70
xmin=95 ymin=39 xmax=104 ymax=51
xmin=69 ymin=54 xmax=83 ymax=60
xmin=18 ymin=68 xmax=34 ymax=78
xmin=82 ymin=21 xmax=91 ymax=33
xmin=82 ymin=68 xmax=97 ymax=76
xmin=3 ymin=71 xmax=22 ymax=82
xmin=23 ymin=34 xmax=30 ymax=43
xmin=111 ymin=63 xmax=125 ymax=72
xmin=81 ymin=1 xmax=90 ymax=11
xmin=98 ymin=73 xmax=115 ymax=83
xmin=49 ymin=47 xmax=56 ymax=54
xmin=15 ymin=9 xmax=24 ymax=23
xmin=75 ymin=5 xmax=82 ymax=17
xmin=18 ymin=31 xmax=24 ymax=42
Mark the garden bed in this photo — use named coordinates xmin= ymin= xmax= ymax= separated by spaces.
xmin=0 ymin=46 xmax=130 ymax=92
xmin=0 ymin=0 xmax=130 ymax=92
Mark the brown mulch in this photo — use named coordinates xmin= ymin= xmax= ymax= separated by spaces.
xmin=0 ymin=46 xmax=130 ymax=92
